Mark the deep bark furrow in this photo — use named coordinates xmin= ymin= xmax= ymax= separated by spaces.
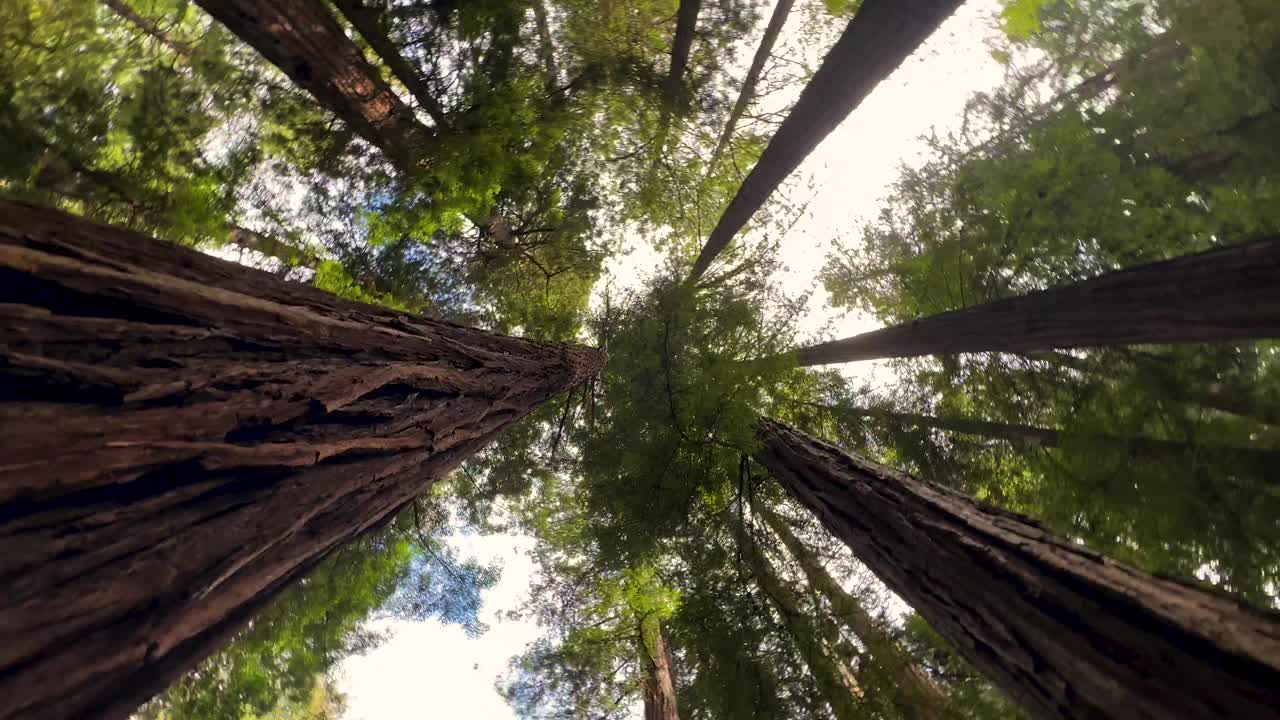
xmin=0 ymin=202 xmax=602 ymax=720
xmin=793 ymin=236 xmax=1280 ymax=365
xmin=756 ymin=418 xmax=1280 ymax=720
xmin=192 ymin=0 xmax=433 ymax=168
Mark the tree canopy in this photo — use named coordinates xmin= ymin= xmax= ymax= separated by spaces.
xmin=4 ymin=0 xmax=1280 ymax=717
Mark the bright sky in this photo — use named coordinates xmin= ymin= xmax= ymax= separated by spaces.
xmin=336 ymin=3 xmax=1007 ymax=717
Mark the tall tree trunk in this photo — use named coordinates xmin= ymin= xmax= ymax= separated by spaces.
xmin=639 ymin=619 xmax=682 ymax=720
xmin=0 ymin=201 xmax=603 ymax=720
xmin=837 ymin=406 xmax=1280 ymax=468
xmin=101 ymin=0 xmax=194 ymax=55
xmin=755 ymin=418 xmax=1280 ymax=720
xmin=194 ymin=0 xmax=516 ymax=236
xmin=757 ymin=504 xmax=946 ymax=720
xmin=227 ymin=225 xmax=318 ymax=271
xmin=330 ymin=0 xmax=450 ymax=127
xmin=648 ymin=0 xmax=702 ymax=175
xmin=531 ymin=0 xmax=559 ymax=90
xmin=789 ymin=236 xmax=1280 ymax=365
xmin=687 ymin=0 xmax=963 ymax=282
xmin=192 ymin=0 xmax=434 ymax=169
xmin=736 ymin=520 xmax=863 ymax=720
xmin=704 ymin=0 xmax=795 ymax=176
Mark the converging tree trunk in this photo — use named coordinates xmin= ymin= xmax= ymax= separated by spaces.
xmin=737 ymin=520 xmax=863 ymax=720
xmin=330 ymin=0 xmax=450 ymax=127
xmin=836 ymin=405 xmax=1280 ymax=470
xmin=688 ymin=0 xmax=964 ymax=282
xmin=649 ymin=0 xmax=702 ymax=164
xmin=789 ymin=236 xmax=1280 ymax=365
xmin=0 ymin=201 xmax=603 ymax=720
xmin=757 ymin=504 xmax=945 ymax=720
xmin=193 ymin=0 xmax=435 ymax=168
xmin=195 ymin=0 xmax=514 ymax=239
xmin=639 ymin=620 xmax=682 ymax=720
xmin=705 ymin=0 xmax=795 ymax=175
xmin=755 ymin=418 xmax=1280 ymax=720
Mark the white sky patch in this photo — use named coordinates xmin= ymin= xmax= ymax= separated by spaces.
xmin=337 ymin=533 xmax=541 ymax=720
xmin=340 ymin=4 xmax=1007 ymax=717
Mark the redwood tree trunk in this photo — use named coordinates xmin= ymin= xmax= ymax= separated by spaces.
xmin=737 ymin=520 xmax=862 ymax=720
xmin=792 ymin=236 xmax=1280 ymax=365
xmin=688 ymin=0 xmax=964 ymax=282
xmin=640 ymin=621 xmax=682 ymax=720
xmin=0 ymin=201 xmax=602 ymax=720
xmin=193 ymin=0 xmax=434 ymax=168
xmin=330 ymin=0 xmax=450 ymax=127
xmin=755 ymin=418 xmax=1280 ymax=720
xmin=705 ymin=0 xmax=795 ymax=175
xmin=757 ymin=504 xmax=945 ymax=720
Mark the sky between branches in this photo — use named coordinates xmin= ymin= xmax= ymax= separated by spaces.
xmin=334 ymin=2 xmax=1006 ymax=717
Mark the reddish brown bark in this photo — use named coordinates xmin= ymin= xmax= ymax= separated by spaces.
xmin=688 ymin=0 xmax=963 ymax=282
xmin=0 ymin=201 xmax=602 ymax=720
xmin=192 ymin=0 xmax=434 ymax=168
xmin=640 ymin=622 xmax=682 ymax=720
xmin=792 ymin=236 xmax=1280 ymax=365
xmin=330 ymin=0 xmax=450 ymax=127
xmin=756 ymin=418 xmax=1280 ymax=720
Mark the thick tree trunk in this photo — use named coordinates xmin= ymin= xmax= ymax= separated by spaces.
xmin=0 ymin=201 xmax=602 ymax=720
xmin=791 ymin=236 xmax=1280 ymax=365
xmin=330 ymin=0 xmax=450 ymax=127
xmin=639 ymin=620 xmax=682 ymax=720
xmin=737 ymin=520 xmax=863 ymax=720
xmin=704 ymin=0 xmax=795 ymax=175
xmin=755 ymin=418 xmax=1280 ymax=720
xmin=227 ymin=225 xmax=318 ymax=270
xmin=688 ymin=0 xmax=963 ymax=282
xmin=193 ymin=0 xmax=434 ymax=169
xmin=757 ymin=504 xmax=946 ymax=720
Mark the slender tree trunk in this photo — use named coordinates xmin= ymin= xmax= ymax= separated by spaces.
xmin=737 ymin=520 xmax=863 ymax=720
xmin=650 ymin=0 xmax=702 ymax=157
xmin=705 ymin=0 xmax=795 ymax=176
xmin=101 ymin=0 xmax=194 ymax=55
xmin=192 ymin=0 xmax=434 ymax=169
xmin=757 ymin=505 xmax=946 ymax=720
xmin=330 ymin=0 xmax=450 ymax=127
xmin=838 ymin=406 xmax=1280 ymax=468
xmin=531 ymin=0 xmax=559 ymax=90
xmin=639 ymin=620 xmax=682 ymax=720
xmin=789 ymin=236 xmax=1280 ymax=365
xmin=755 ymin=418 xmax=1280 ymax=720
xmin=227 ymin=226 xmax=318 ymax=270
xmin=0 ymin=201 xmax=602 ymax=720
xmin=688 ymin=0 xmax=963 ymax=282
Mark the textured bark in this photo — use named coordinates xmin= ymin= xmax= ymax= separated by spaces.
xmin=704 ymin=0 xmax=795 ymax=175
xmin=193 ymin=0 xmax=434 ymax=169
xmin=737 ymin=520 xmax=862 ymax=720
xmin=756 ymin=418 xmax=1280 ymax=720
xmin=688 ymin=0 xmax=963 ymax=282
xmin=0 ymin=201 xmax=603 ymax=720
xmin=330 ymin=0 xmax=450 ymax=127
xmin=792 ymin=236 xmax=1280 ymax=365
xmin=758 ymin=504 xmax=945 ymax=720
xmin=640 ymin=621 xmax=682 ymax=720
